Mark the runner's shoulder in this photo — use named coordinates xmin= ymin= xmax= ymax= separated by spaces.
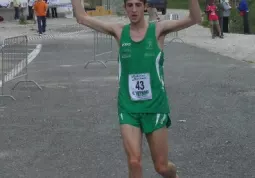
xmin=111 ymin=23 xmax=125 ymax=40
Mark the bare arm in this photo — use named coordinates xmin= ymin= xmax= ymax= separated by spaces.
xmin=71 ymin=0 xmax=123 ymax=37
xmin=158 ymin=0 xmax=202 ymax=36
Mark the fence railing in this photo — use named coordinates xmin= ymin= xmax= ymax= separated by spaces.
xmin=84 ymin=30 xmax=116 ymax=68
xmin=164 ymin=13 xmax=184 ymax=45
xmin=0 ymin=35 xmax=42 ymax=101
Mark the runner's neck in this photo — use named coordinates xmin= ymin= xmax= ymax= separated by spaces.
xmin=130 ymin=18 xmax=148 ymax=32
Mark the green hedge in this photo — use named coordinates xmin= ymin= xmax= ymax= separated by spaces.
xmin=229 ymin=9 xmax=244 ymax=33
xmin=167 ymin=0 xmax=205 ymax=9
xmin=229 ymin=1 xmax=255 ymax=33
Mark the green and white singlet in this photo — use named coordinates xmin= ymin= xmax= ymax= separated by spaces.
xmin=118 ymin=22 xmax=170 ymax=114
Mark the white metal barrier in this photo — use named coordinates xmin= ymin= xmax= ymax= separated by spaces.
xmin=84 ymin=30 xmax=114 ymax=68
xmin=0 ymin=35 xmax=42 ymax=101
xmin=164 ymin=13 xmax=184 ymax=45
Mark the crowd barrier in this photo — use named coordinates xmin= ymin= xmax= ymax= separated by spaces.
xmin=0 ymin=35 xmax=42 ymax=101
xmin=164 ymin=13 xmax=184 ymax=45
xmin=84 ymin=30 xmax=115 ymax=69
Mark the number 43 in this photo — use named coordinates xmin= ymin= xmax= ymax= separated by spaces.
xmin=135 ymin=81 xmax=144 ymax=90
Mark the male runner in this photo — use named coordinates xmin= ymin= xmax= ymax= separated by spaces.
xmin=71 ymin=0 xmax=201 ymax=177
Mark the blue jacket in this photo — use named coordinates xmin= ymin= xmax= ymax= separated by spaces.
xmin=238 ymin=0 xmax=249 ymax=12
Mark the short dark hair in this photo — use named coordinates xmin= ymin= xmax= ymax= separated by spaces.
xmin=124 ymin=0 xmax=147 ymax=4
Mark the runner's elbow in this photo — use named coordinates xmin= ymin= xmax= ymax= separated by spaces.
xmin=76 ymin=16 xmax=86 ymax=25
xmin=74 ymin=13 xmax=87 ymax=24
xmin=76 ymin=18 xmax=83 ymax=24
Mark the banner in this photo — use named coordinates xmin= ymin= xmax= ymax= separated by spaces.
xmin=48 ymin=0 xmax=59 ymax=5
xmin=0 ymin=0 xmax=27 ymax=7
xmin=0 ymin=0 xmax=11 ymax=7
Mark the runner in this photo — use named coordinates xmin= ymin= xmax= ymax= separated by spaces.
xmin=71 ymin=0 xmax=201 ymax=177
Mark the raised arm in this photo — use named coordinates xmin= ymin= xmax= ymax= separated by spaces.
xmin=158 ymin=0 xmax=202 ymax=36
xmin=71 ymin=0 xmax=123 ymax=37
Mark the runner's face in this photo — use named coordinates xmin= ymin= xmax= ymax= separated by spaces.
xmin=124 ymin=0 xmax=145 ymax=24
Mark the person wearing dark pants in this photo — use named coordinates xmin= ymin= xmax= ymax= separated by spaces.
xmin=222 ymin=0 xmax=231 ymax=33
xmin=238 ymin=0 xmax=250 ymax=34
xmin=33 ymin=0 xmax=48 ymax=36
xmin=242 ymin=11 xmax=250 ymax=34
xmin=51 ymin=7 xmax=58 ymax=18
xmin=13 ymin=0 xmax=21 ymax=20
xmin=217 ymin=0 xmax=224 ymax=36
xmin=14 ymin=7 xmax=20 ymax=20
xmin=222 ymin=16 xmax=229 ymax=32
xmin=27 ymin=0 xmax=34 ymax=20
xmin=28 ymin=6 xmax=33 ymax=19
xmin=37 ymin=16 xmax=46 ymax=35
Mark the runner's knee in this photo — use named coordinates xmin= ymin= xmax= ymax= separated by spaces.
xmin=128 ymin=157 xmax=142 ymax=170
xmin=154 ymin=161 xmax=176 ymax=177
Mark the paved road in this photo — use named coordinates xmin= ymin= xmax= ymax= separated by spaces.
xmin=0 ymin=32 xmax=255 ymax=178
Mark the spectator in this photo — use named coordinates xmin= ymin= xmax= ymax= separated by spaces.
xmin=221 ymin=0 xmax=231 ymax=33
xmin=33 ymin=0 xmax=48 ymax=36
xmin=217 ymin=0 xmax=224 ymax=36
xmin=206 ymin=0 xmax=223 ymax=39
xmin=238 ymin=0 xmax=250 ymax=34
xmin=13 ymin=0 xmax=21 ymax=20
xmin=28 ymin=0 xmax=34 ymax=20
xmin=51 ymin=7 xmax=58 ymax=18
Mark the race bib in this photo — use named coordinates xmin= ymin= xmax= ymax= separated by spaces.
xmin=128 ymin=73 xmax=152 ymax=101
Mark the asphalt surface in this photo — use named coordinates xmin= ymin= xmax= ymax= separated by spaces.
xmin=0 ymin=32 xmax=255 ymax=178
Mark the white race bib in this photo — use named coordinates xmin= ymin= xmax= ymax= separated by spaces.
xmin=128 ymin=73 xmax=152 ymax=101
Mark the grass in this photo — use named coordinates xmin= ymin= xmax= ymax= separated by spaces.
xmin=167 ymin=0 xmax=206 ymax=9
xmin=242 ymin=60 xmax=255 ymax=63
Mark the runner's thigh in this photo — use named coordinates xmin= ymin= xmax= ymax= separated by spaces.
xmin=120 ymin=124 xmax=143 ymax=160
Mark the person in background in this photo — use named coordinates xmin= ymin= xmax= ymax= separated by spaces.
xmin=13 ymin=0 xmax=21 ymax=20
xmin=206 ymin=0 xmax=223 ymax=39
xmin=217 ymin=0 xmax=224 ymax=37
xmin=51 ymin=6 xmax=58 ymax=18
xmin=33 ymin=0 xmax=48 ymax=36
xmin=238 ymin=0 xmax=250 ymax=34
xmin=221 ymin=0 xmax=231 ymax=33
xmin=28 ymin=0 xmax=34 ymax=20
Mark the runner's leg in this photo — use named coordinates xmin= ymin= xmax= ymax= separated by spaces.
xmin=146 ymin=127 xmax=177 ymax=178
xmin=121 ymin=124 xmax=143 ymax=178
